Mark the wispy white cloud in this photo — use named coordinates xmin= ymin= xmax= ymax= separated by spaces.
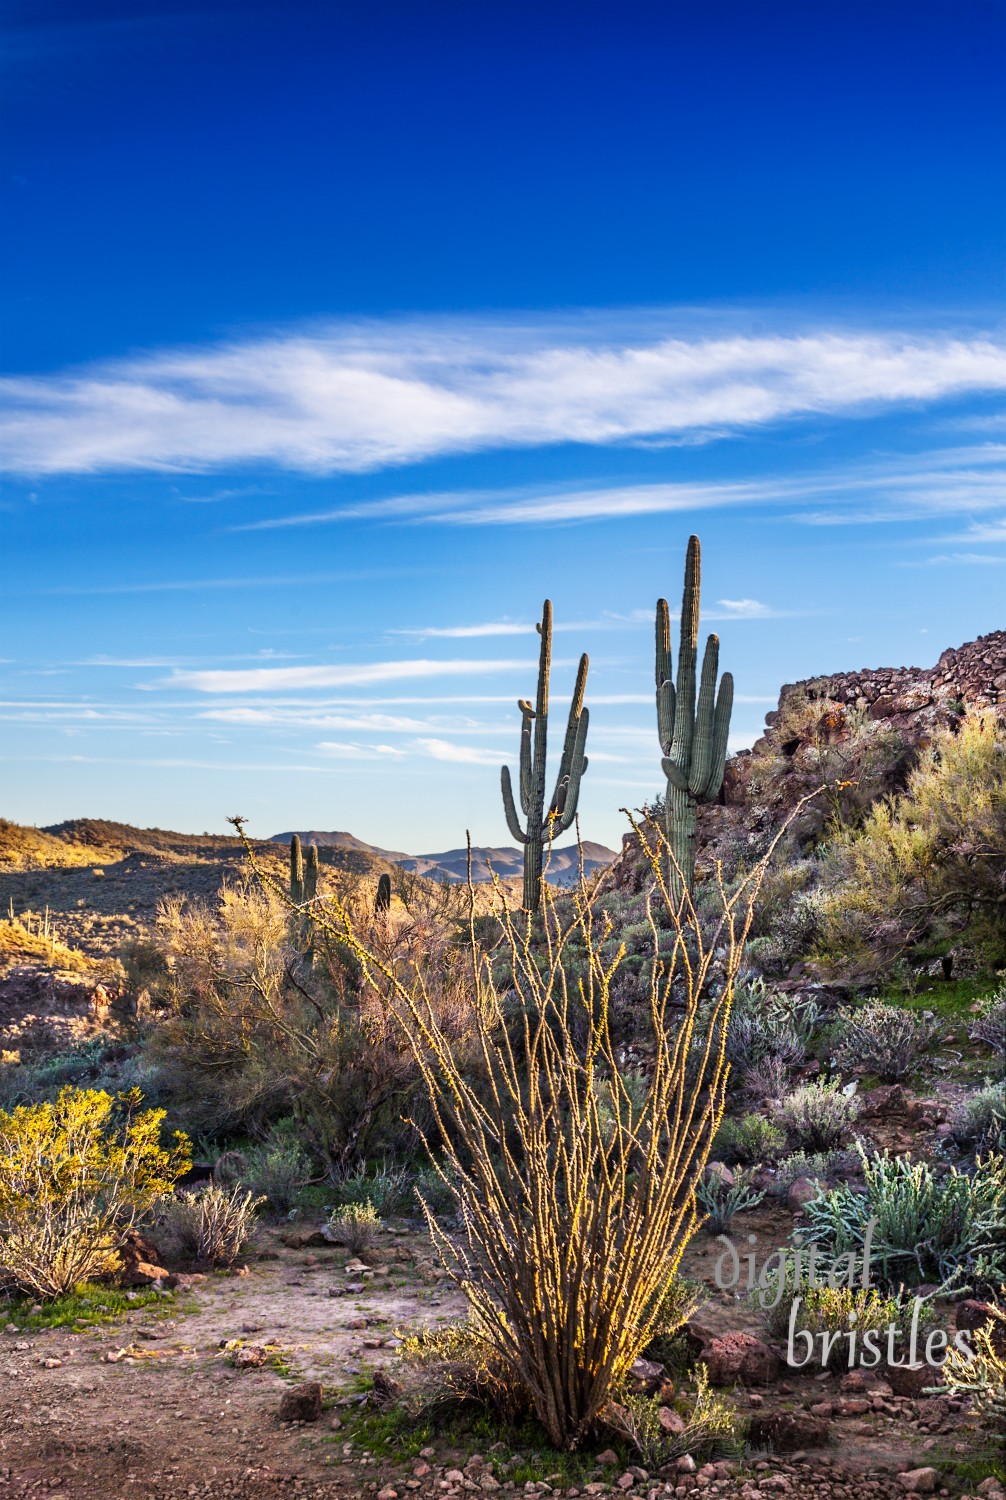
xmin=416 ymin=738 xmax=510 ymax=766
xmin=316 ymin=740 xmax=407 ymax=758
xmin=390 ymin=621 xmax=534 ymax=639
xmin=3 ymin=316 xmax=1004 ymax=475
xmin=163 ymin=657 xmax=531 ymax=693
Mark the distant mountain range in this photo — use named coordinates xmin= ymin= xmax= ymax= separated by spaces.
xmin=268 ymin=830 xmax=618 ymax=885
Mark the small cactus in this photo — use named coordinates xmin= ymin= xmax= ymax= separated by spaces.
xmin=655 ymin=536 xmax=733 ymax=898
xmin=501 ymin=600 xmax=589 ymax=912
xmin=375 ymin=872 xmax=392 ymax=912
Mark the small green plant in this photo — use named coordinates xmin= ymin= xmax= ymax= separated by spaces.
xmin=157 ymin=1183 xmax=262 ymax=1268
xmin=1 ymin=1281 xmax=173 ymax=1332
xmin=778 ymin=1078 xmax=861 ymax=1152
xmin=328 ymin=1200 xmax=381 ymax=1256
xmin=696 ymin=1167 xmax=765 ymax=1234
xmin=831 ymin=999 xmax=937 ymax=1082
xmin=711 ymin=1112 xmax=785 ymax=1166
xmin=0 ymin=1087 xmax=189 ymax=1298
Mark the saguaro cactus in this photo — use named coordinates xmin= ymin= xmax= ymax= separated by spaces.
xmin=289 ymin=835 xmax=305 ymax=904
xmin=304 ymin=844 xmax=319 ymax=903
xmin=375 ymin=872 xmax=392 ymax=912
xmin=655 ymin=536 xmax=734 ymax=899
xmin=501 ymin=601 xmax=589 ymax=913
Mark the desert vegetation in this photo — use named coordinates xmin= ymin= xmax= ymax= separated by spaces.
xmin=1 ymin=561 xmax=1004 ymax=1499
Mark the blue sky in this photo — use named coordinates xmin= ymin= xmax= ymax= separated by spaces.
xmin=1 ymin=0 xmax=1004 ymax=851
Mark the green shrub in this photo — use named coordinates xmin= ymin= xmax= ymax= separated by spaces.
xmin=777 ymin=1079 xmax=861 ymax=1152
xmin=0 ymin=1087 xmax=190 ymax=1298
xmin=604 ymin=1366 xmax=736 ymax=1466
xmin=724 ymin=980 xmax=819 ymax=1088
xmin=711 ymin=1113 xmax=785 ymax=1166
xmin=328 ymin=1200 xmax=381 ymax=1256
xmin=948 ymin=1082 xmax=1006 ymax=1156
xmin=831 ymin=1000 xmax=937 ymax=1082
xmin=799 ymin=1146 xmax=1006 ymax=1292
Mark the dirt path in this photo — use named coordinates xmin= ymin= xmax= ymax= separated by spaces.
xmin=0 ymin=1217 xmax=992 ymax=1500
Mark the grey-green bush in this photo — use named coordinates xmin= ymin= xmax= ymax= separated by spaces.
xmin=777 ymin=1078 xmax=861 ymax=1152
xmin=831 ymin=1000 xmax=936 ymax=1082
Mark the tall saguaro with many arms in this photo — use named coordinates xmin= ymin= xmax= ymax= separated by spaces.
xmin=656 ymin=536 xmax=734 ymax=900
xmin=501 ymin=601 xmax=589 ymax=912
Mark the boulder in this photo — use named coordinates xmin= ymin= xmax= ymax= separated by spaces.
xmin=704 ymin=1331 xmax=781 ymax=1387
xmin=747 ymin=1411 xmax=830 ymax=1451
xmin=116 ymin=1229 xmax=171 ymax=1288
xmin=787 ymin=1176 xmax=819 ymax=1212
xmin=956 ymin=1299 xmax=1006 ymax=1357
xmin=896 ymin=1468 xmax=938 ymax=1494
xmin=658 ymin=1406 xmax=686 ymax=1435
xmin=628 ymin=1355 xmax=665 ymax=1392
xmin=278 ymin=1381 xmax=323 ymax=1423
xmin=886 ymin=1363 xmax=941 ymax=1399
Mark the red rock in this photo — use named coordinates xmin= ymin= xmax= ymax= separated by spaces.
xmin=747 ymin=1411 xmax=830 ymax=1451
xmin=704 ymin=1331 xmax=782 ymax=1386
xmin=787 ymin=1176 xmax=819 ymax=1212
xmin=896 ymin=1468 xmax=938 ymax=1494
xmin=886 ymin=1363 xmax=942 ymax=1399
xmin=277 ymin=1382 xmax=323 ymax=1422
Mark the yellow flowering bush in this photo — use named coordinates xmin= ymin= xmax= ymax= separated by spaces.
xmin=0 ymin=1086 xmax=190 ymax=1298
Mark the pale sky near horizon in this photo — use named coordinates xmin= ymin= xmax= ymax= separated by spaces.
xmin=1 ymin=1 xmax=1004 ymax=851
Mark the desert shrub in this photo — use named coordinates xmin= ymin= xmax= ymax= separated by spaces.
xmin=327 ymin=1200 xmax=381 ymax=1255
xmin=754 ymin=1275 xmax=925 ymax=1370
xmin=777 ymin=1078 xmax=861 ymax=1152
xmin=711 ymin=1112 xmax=785 ymax=1166
xmin=156 ymin=1183 xmax=262 ymax=1267
xmin=603 ymin=1366 xmax=736 ymax=1465
xmin=768 ymin=1148 xmax=859 ymax=1198
xmin=696 ymin=1167 xmax=765 ymax=1234
xmin=941 ymin=1292 xmax=1006 ymax=1447
xmin=234 ymin=811 xmax=774 ymax=1450
xmin=726 ymin=980 xmax=817 ymax=1070
xmin=948 ymin=1082 xmax=1006 ymax=1156
xmin=799 ymin=1145 xmax=1006 ymax=1292
xmin=743 ymin=1054 xmax=791 ymax=1101
xmin=146 ymin=879 xmax=477 ymax=1172
xmin=243 ymin=1138 xmax=311 ymax=1215
xmin=0 ymin=1087 xmax=189 ymax=1298
xmin=831 ymin=1000 xmax=937 ymax=1082
xmin=814 ymin=713 xmax=1006 ymax=976
xmin=332 ymin=1162 xmax=415 ymax=1217
xmin=970 ymin=987 xmax=1006 ymax=1057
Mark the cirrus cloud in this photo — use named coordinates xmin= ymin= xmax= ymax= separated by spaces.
xmin=2 ymin=315 xmax=1005 ymax=475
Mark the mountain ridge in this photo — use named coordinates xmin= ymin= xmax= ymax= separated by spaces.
xmin=268 ymin=831 xmax=618 ymax=885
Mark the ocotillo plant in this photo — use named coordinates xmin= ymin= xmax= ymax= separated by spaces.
xmin=501 ymin=601 xmax=589 ymax=913
xmin=656 ymin=536 xmax=734 ymax=898
xmin=289 ymin=835 xmax=304 ymax=904
xmin=375 ymin=872 xmax=392 ymax=913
